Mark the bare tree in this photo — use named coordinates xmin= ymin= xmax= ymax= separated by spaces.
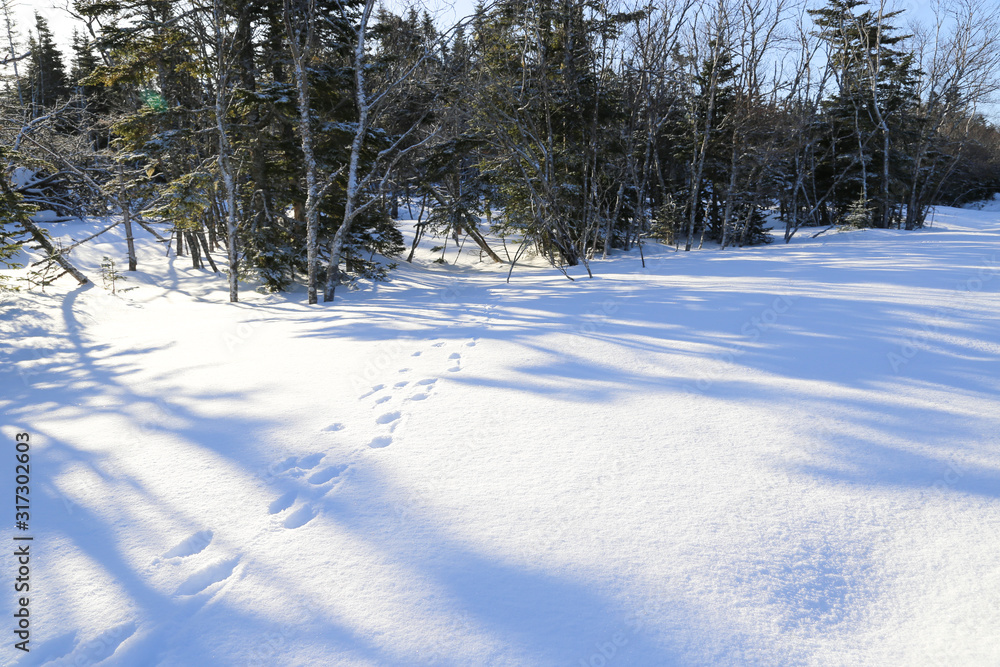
xmin=682 ymin=0 xmax=731 ymax=251
xmin=319 ymin=0 xmax=451 ymax=301
xmin=210 ymin=0 xmax=241 ymax=302
xmin=284 ymin=0 xmax=324 ymax=304
xmin=905 ymin=0 xmax=1000 ymax=228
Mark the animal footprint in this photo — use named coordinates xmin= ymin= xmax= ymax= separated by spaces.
xmin=267 ymin=453 xmax=323 ymax=481
xmin=449 ymin=353 xmax=461 ymax=360
xmin=61 ymin=623 xmax=137 ymax=665
xmin=376 ymin=411 xmax=401 ymax=425
xmin=416 ymin=378 xmax=437 ymax=386
xmin=398 ymin=368 xmax=411 ymax=373
xmin=284 ymin=505 xmax=315 ymax=529
xmin=394 ymin=381 xmax=409 ymax=388
xmin=369 ymin=435 xmax=392 ymax=449
xmin=309 ymin=464 xmax=348 ymax=485
xmin=163 ymin=530 xmax=213 ymax=559
xmin=412 ymin=351 xmax=422 ymax=357
xmin=375 ymin=395 xmax=392 ymax=405
xmin=296 ymin=453 xmax=325 ymax=469
xmin=432 ymin=342 xmax=444 ymax=348
xmin=175 ymin=557 xmax=239 ymax=596
xmin=466 ymin=341 xmax=477 ymax=347
xmin=268 ymin=492 xmax=296 ymax=515
xmin=323 ymin=422 xmax=344 ymax=432
xmin=359 ymin=384 xmax=385 ymax=399
xmin=271 ymin=456 xmax=300 ymax=474
xmin=409 ymin=392 xmax=429 ymax=401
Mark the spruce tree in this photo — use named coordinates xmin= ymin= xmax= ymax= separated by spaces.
xmin=0 ymin=148 xmax=37 ymax=289
xmin=809 ymin=0 xmax=919 ymax=227
xmin=69 ymin=30 xmax=101 ymax=105
xmin=26 ymin=13 xmax=68 ymax=115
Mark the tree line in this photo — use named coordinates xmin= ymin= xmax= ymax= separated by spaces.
xmin=2 ymin=0 xmax=1000 ymax=301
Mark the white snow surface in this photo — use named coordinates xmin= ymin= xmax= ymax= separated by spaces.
xmin=2 ymin=208 xmax=1000 ymax=666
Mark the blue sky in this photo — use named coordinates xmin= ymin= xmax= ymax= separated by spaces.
xmin=9 ymin=0 xmax=997 ymax=121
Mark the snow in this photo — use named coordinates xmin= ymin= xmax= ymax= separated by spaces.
xmin=2 ymin=207 xmax=999 ymax=666
xmin=10 ymin=168 xmax=37 ymax=190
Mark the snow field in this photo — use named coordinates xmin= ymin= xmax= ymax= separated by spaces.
xmin=1 ymin=206 xmax=999 ymax=665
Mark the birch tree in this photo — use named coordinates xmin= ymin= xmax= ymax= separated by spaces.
xmin=320 ymin=0 xmax=445 ymax=301
xmin=284 ymin=0 xmax=324 ymax=304
xmin=208 ymin=0 xmax=240 ymax=302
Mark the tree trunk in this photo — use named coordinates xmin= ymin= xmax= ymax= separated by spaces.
xmin=323 ymin=0 xmax=377 ymax=302
xmin=214 ymin=0 xmax=240 ymax=302
xmin=285 ymin=0 xmax=321 ymax=304
xmin=720 ymin=143 xmax=739 ymax=249
xmin=198 ymin=231 xmax=220 ymax=273
xmin=188 ymin=231 xmax=202 ymax=269
xmin=121 ymin=181 xmax=137 ymax=271
xmin=23 ymin=220 xmax=89 ymax=285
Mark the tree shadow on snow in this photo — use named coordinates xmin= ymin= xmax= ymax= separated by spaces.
xmin=2 ymin=284 xmax=698 ymax=665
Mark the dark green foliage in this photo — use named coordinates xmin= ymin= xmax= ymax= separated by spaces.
xmin=0 ymin=151 xmax=38 ymax=289
xmin=26 ymin=14 xmax=68 ymax=115
xmin=344 ymin=208 xmax=404 ymax=280
xmin=807 ymin=0 xmax=922 ymax=228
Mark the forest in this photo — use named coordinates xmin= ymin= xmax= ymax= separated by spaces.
xmin=2 ymin=0 xmax=1000 ymax=303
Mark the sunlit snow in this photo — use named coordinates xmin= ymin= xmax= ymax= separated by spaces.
xmin=2 ymin=203 xmax=999 ymax=665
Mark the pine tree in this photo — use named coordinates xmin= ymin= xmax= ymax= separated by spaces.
xmin=0 ymin=148 xmax=37 ymax=289
xmin=809 ymin=0 xmax=919 ymax=228
xmin=69 ymin=30 xmax=101 ymax=104
xmin=25 ymin=13 xmax=68 ymax=115
xmin=469 ymin=0 xmax=612 ymax=267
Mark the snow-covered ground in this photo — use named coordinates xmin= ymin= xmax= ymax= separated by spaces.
xmin=2 ymin=205 xmax=999 ymax=666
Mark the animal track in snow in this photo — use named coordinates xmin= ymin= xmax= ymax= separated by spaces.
xmin=466 ymin=341 xmax=477 ymax=347
xmin=324 ymin=422 xmax=344 ymax=432
xmin=309 ymin=464 xmax=348 ymax=485
xmin=409 ymin=392 xmax=429 ymax=401
xmin=268 ymin=492 xmax=297 ymax=515
xmin=271 ymin=456 xmax=299 ymax=474
xmin=394 ymin=381 xmax=409 ymax=388
xmin=376 ymin=411 xmax=401 ymax=425
xmin=412 ymin=351 xmax=422 ymax=357
xmin=398 ymin=367 xmax=411 ymax=373
xmin=163 ymin=530 xmax=213 ymax=559
xmin=432 ymin=342 xmax=444 ymax=347
xmin=369 ymin=435 xmax=392 ymax=448
xmin=23 ymin=630 xmax=76 ymax=664
xmin=296 ymin=453 xmax=325 ymax=469
xmin=268 ymin=453 xmax=324 ymax=479
xmin=416 ymin=378 xmax=437 ymax=386
xmin=60 ymin=622 xmax=137 ymax=665
xmin=283 ymin=505 xmax=315 ymax=529
xmin=374 ymin=395 xmax=392 ymax=405
xmin=359 ymin=384 xmax=385 ymax=399
xmin=175 ymin=557 xmax=239 ymax=596
xmin=448 ymin=353 xmax=461 ymax=360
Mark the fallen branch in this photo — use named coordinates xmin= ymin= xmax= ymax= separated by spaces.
xmin=22 ymin=220 xmax=89 ymax=285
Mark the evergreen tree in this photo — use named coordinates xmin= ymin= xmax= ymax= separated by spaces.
xmin=0 ymin=149 xmax=37 ymax=289
xmin=469 ymin=0 xmax=615 ymax=267
xmin=809 ymin=0 xmax=920 ymax=228
xmin=25 ymin=13 xmax=68 ymax=115
xmin=69 ymin=30 xmax=101 ymax=104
